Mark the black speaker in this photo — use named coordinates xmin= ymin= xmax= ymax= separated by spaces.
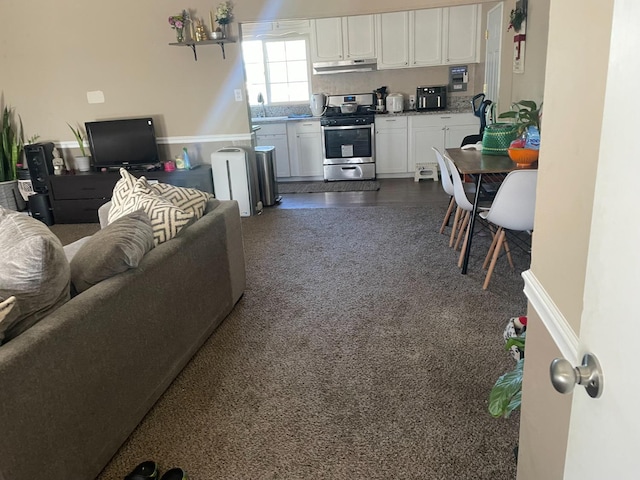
xmin=25 ymin=142 xmax=55 ymax=193
xmin=28 ymin=193 xmax=54 ymax=226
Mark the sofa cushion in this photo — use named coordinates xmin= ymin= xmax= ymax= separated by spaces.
xmin=108 ymin=168 xmax=138 ymax=224
xmin=144 ymin=179 xmax=213 ymax=219
xmin=0 ymin=207 xmax=70 ymax=343
xmin=70 ymin=210 xmax=155 ymax=293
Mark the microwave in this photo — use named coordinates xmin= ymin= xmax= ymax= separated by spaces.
xmin=416 ymin=85 xmax=447 ymax=111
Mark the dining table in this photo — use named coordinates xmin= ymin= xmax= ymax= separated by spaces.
xmin=445 ymin=147 xmax=537 ymax=274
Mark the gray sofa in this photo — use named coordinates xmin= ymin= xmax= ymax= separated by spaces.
xmin=0 ymin=199 xmax=246 ymax=480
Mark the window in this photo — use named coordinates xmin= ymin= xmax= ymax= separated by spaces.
xmin=242 ymin=38 xmax=310 ymax=106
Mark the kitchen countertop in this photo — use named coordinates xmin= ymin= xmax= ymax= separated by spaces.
xmin=251 ymin=108 xmax=473 ymax=124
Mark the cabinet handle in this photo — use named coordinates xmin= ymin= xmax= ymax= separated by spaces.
xmin=440 ymin=116 xmax=452 ymax=119
xmin=302 ymin=123 xmax=313 ymax=126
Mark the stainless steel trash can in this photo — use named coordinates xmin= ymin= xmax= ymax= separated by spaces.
xmin=255 ymin=146 xmax=280 ymax=207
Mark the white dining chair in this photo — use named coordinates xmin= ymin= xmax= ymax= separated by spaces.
xmin=479 ymin=169 xmax=538 ymax=290
xmin=444 ymin=155 xmax=491 ymax=260
xmin=432 ymin=147 xmax=476 ymax=244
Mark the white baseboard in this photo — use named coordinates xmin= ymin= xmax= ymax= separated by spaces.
xmin=522 ymin=269 xmax=579 ymax=365
xmin=56 ymin=133 xmax=253 ymax=150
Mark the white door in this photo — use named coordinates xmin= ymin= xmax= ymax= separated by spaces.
xmin=484 ymin=4 xmax=502 ymax=107
xmin=560 ymin=2 xmax=640 ymax=476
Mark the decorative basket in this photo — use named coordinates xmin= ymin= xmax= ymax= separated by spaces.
xmin=482 ymin=123 xmax=519 ymax=155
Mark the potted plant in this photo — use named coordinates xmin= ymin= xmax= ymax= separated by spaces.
xmin=67 ymin=123 xmax=91 ymax=172
xmin=498 ymin=100 xmax=542 ymax=136
xmin=488 ymin=333 xmax=525 ymax=418
xmin=0 ymin=106 xmax=26 ymax=211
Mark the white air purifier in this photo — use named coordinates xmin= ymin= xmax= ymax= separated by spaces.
xmin=211 ymin=147 xmax=262 ymax=217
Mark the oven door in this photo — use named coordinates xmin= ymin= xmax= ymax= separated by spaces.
xmin=322 ymin=124 xmax=375 ymax=165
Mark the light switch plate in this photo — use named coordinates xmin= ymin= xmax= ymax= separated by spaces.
xmin=234 ymin=89 xmax=243 ymax=102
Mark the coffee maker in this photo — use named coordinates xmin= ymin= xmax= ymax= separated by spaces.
xmin=374 ymin=86 xmax=388 ymax=112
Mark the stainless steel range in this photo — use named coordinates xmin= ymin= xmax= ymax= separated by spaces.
xmin=321 ymin=93 xmax=376 ymax=181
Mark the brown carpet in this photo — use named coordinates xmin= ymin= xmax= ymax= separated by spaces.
xmin=91 ymin=204 xmax=525 ymax=480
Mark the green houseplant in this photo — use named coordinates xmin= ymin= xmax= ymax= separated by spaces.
xmin=0 ymin=106 xmax=26 ymax=210
xmin=489 ymin=333 xmax=526 ymax=418
xmin=67 ymin=123 xmax=91 ymax=172
xmin=498 ymin=100 xmax=542 ymax=136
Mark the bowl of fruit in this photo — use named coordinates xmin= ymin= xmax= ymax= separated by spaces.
xmin=507 ymin=138 xmax=539 ymax=167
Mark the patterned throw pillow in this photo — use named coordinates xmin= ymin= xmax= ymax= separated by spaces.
xmin=108 ymin=168 xmax=139 ymax=224
xmin=129 ymin=180 xmax=195 ymax=246
xmin=148 ymin=180 xmax=213 ymax=219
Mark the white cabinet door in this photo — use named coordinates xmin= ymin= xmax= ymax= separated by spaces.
xmin=410 ymin=9 xmax=443 ymax=67
xmin=408 ymin=125 xmax=444 ymax=172
xmin=311 ymin=17 xmax=344 ymax=62
xmin=445 ymin=124 xmax=479 ymax=149
xmin=256 ymin=134 xmax=291 ymax=178
xmin=287 ymin=121 xmax=323 ymax=178
xmin=375 ymin=116 xmax=408 ymax=174
xmin=296 ymin=133 xmax=323 ymax=176
xmin=376 ymin=12 xmax=409 ymax=69
xmin=443 ymin=4 xmax=480 ymax=64
xmin=343 ymin=15 xmax=376 ymax=60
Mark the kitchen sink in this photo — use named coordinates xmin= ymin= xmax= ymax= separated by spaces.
xmin=251 ymin=116 xmax=289 ymax=122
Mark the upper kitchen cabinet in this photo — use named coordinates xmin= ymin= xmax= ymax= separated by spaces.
xmin=311 ymin=15 xmax=376 ymax=63
xmin=443 ymin=5 xmax=480 ymax=64
xmin=377 ymin=5 xmax=480 ymax=70
xmin=376 ymin=12 xmax=410 ymax=69
xmin=241 ymin=19 xmax=310 ymax=39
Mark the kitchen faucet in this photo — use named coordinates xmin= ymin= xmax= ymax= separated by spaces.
xmin=257 ymin=93 xmax=267 ymax=117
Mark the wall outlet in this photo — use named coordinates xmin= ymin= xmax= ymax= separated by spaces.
xmin=234 ymin=89 xmax=243 ymax=102
xmin=409 ymin=94 xmax=416 ymax=109
xmin=87 ymin=90 xmax=105 ymax=104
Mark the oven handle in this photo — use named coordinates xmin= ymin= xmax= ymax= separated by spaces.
xmin=321 ymin=124 xmax=374 ymax=131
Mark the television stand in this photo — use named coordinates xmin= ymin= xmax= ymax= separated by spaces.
xmin=46 ymin=165 xmax=213 ymax=223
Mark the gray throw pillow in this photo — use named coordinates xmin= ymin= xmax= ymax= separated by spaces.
xmin=0 ymin=206 xmax=70 ymax=343
xmin=70 ymin=210 xmax=155 ymax=293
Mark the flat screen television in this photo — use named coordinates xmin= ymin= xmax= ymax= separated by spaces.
xmin=85 ymin=117 xmax=160 ymax=169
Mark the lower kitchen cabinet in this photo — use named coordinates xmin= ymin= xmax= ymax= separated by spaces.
xmin=287 ymin=120 xmax=323 ymax=178
xmin=255 ymin=123 xmax=291 ymax=178
xmin=375 ymin=116 xmax=408 ymax=174
xmin=408 ymin=113 xmax=478 ymax=172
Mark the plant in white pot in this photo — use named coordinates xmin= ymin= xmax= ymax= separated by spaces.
xmin=67 ymin=123 xmax=91 ymax=172
xmin=0 ymin=106 xmax=26 ymax=211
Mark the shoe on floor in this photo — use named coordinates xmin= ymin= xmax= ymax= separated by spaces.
xmin=125 ymin=460 xmax=159 ymax=480
xmin=160 ymin=468 xmax=188 ymax=480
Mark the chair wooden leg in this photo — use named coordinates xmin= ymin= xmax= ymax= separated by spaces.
xmin=449 ymin=206 xmax=462 ymax=247
xmin=503 ymin=236 xmax=515 ymax=269
xmin=458 ymin=220 xmax=471 ymax=268
xmin=483 ymin=225 xmax=499 ymax=270
xmin=440 ymin=196 xmax=456 ymax=234
xmin=483 ymin=228 xmax=505 ymax=290
xmin=455 ymin=212 xmax=469 ymax=251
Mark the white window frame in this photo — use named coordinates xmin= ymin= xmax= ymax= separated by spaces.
xmin=242 ymin=35 xmax=312 ymax=106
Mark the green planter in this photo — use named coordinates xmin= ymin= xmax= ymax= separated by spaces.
xmin=482 ymin=123 xmax=519 ymax=155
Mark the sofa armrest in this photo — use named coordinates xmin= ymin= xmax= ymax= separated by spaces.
xmin=98 ymin=201 xmax=111 ymax=228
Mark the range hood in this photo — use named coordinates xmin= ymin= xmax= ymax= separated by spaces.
xmin=312 ymin=58 xmax=377 ymax=75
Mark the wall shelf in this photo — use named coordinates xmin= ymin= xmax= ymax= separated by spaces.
xmin=168 ymin=39 xmax=235 ymax=61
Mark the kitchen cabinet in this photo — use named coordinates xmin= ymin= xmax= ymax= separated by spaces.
xmin=408 ymin=114 xmax=478 ymax=173
xmin=410 ymin=9 xmax=443 ymax=67
xmin=443 ymin=4 xmax=480 ymax=64
xmin=310 ymin=15 xmax=376 ymax=63
xmin=255 ymin=123 xmax=291 ymax=178
xmin=375 ymin=116 xmax=408 ymax=174
xmin=376 ymin=5 xmax=480 ymax=70
xmin=241 ymin=19 xmax=310 ymax=39
xmin=376 ymin=12 xmax=410 ymax=69
xmin=287 ymin=120 xmax=323 ymax=178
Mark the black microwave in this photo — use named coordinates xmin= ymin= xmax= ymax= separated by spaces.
xmin=416 ymin=86 xmax=447 ymax=111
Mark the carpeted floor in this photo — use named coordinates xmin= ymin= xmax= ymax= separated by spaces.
xmin=278 ymin=180 xmax=380 ymax=193
xmin=93 ymin=204 xmax=526 ymax=480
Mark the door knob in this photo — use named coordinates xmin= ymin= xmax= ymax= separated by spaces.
xmin=549 ymin=353 xmax=603 ymax=398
